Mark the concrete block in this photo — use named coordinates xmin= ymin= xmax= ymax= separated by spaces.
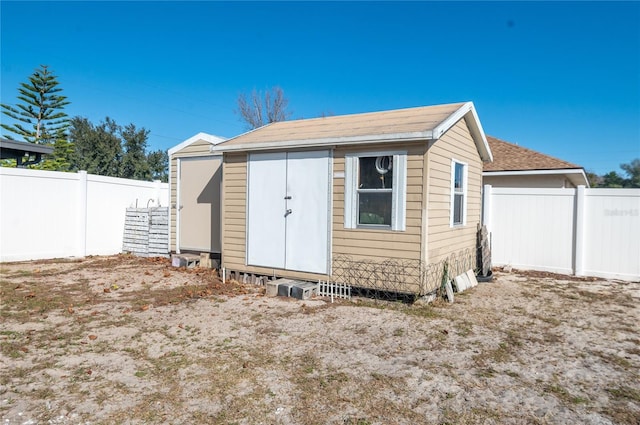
xmin=171 ymin=255 xmax=187 ymax=268
xmin=277 ymin=282 xmax=295 ymax=297
xmin=265 ymin=281 xmax=280 ymax=297
xmin=290 ymin=282 xmax=317 ymax=300
xmin=453 ymin=275 xmax=468 ymax=292
xmin=200 ymin=253 xmax=211 ymax=268
xmin=465 ymin=270 xmax=479 ymax=288
xmin=171 ymin=254 xmax=199 ymax=268
xmin=461 ymin=273 xmax=471 ymax=290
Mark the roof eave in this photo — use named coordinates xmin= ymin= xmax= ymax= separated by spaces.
xmin=168 ymin=132 xmax=226 ymax=155
xmin=211 ymin=131 xmax=434 ymax=153
xmin=0 ymin=138 xmax=54 ymax=155
xmin=432 ymin=102 xmax=492 ymax=162
xmin=483 ymin=168 xmax=590 ymax=187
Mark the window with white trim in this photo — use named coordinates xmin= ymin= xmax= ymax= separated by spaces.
xmin=451 ymin=160 xmax=467 ymax=226
xmin=344 ymin=151 xmax=407 ymax=231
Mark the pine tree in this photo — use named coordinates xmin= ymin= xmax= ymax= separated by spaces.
xmin=1 ymin=65 xmax=70 ymax=144
xmin=38 ymin=139 xmax=75 ymax=171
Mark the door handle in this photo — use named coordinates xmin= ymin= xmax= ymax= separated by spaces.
xmin=285 ymin=209 xmax=292 ymax=217
xmin=284 ymin=196 xmax=292 ymax=200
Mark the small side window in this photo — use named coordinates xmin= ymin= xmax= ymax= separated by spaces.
xmin=451 ymin=160 xmax=467 ymax=226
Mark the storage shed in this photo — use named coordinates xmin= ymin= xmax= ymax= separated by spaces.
xmin=169 ymin=132 xmax=225 ymax=255
xmin=212 ymin=102 xmax=493 ymax=296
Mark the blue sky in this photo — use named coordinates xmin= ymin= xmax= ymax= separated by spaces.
xmin=1 ymin=1 xmax=638 ymax=175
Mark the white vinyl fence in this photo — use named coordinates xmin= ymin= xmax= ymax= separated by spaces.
xmin=483 ymin=185 xmax=640 ymax=281
xmin=0 ymin=167 xmax=169 ymax=262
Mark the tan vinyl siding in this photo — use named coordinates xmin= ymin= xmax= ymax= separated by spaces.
xmin=174 ymin=140 xmax=215 ymax=156
xmin=221 ymin=153 xmax=247 ymax=271
xmin=332 ymin=143 xmax=425 ymax=258
xmin=169 ymin=140 xmax=216 ymax=252
xmin=220 ymin=152 xmax=330 ymax=281
xmin=426 ymin=118 xmax=482 ymax=267
xmin=483 ymin=174 xmax=572 ymax=188
xmin=170 ymin=157 xmax=178 ymax=250
xmin=331 ymin=143 xmax=425 ymax=293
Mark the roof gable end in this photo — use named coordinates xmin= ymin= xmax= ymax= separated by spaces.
xmin=168 ymin=132 xmax=226 ymax=155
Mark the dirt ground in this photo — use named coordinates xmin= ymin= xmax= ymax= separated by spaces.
xmin=0 ymin=255 xmax=638 ymax=425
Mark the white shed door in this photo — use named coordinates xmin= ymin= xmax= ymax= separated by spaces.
xmin=285 ymin=151 xmax=330 ymax=273
xmin=246 ymin=151 xmax=330 ymax=274
xmin=247 ymin=152 xmax=287 ymax=269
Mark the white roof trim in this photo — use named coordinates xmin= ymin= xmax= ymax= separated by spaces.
xmin=483 ymin=169 xmax=584 ymax=177
xmin=484 ymin=168 xmax=590 ymax=187
xmin=210 ymin=131 xmax=434 ymax=153
xmin=431 ymin=102 xmax=492 ymax=162
xmin=168 ymin=132 xmax=226 ymax=155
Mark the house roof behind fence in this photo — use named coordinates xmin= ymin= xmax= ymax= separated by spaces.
xmin=0 ymin=138 xmax=54 ymax=164
xmin=484 ymin=136 xmax=581 ymax=172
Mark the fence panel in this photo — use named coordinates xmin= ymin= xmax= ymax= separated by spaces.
xmin=0 ymin=168 xmax=80 ymax=261
xmin=489 ymin=188 xmax=576 ymax=275
xmin=583 ymin=189 xmax=640 ymax=280
xmin=0 ymin=168 xmax=169 ymax=262
xmin=486 ymin=185 xmax=640 ymax=281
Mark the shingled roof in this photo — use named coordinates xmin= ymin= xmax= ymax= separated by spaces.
xmin=484 ymin=136 xmax=582 ymax=172
xmin=212 ymin=102 xmax=492 ymax=162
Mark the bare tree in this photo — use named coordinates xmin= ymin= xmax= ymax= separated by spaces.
xmin=319 ymin=110 xmax=335 ymax=118
xmin=236 ymin=86 xmax=291 ymax=130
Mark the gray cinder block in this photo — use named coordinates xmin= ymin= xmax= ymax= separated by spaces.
xmin=290 ymin=283 xmax=317 ymax=300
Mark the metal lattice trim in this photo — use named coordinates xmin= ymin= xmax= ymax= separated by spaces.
xmin=330 ymin=248 xmax=476 ymax=299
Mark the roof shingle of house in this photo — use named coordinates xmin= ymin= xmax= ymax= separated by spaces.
xmin=484 ymin=136 xmax=581 ymax=172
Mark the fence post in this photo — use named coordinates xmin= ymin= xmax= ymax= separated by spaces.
xmin=574 ymin=185 xmax=586 ymax=276
xmin=153 ymin=179 xmax=162 ymax=206
xmin=77 ymin=170 xmax=88 ymax=258
xmin=482 ymin=184 xmax=492 ymax=233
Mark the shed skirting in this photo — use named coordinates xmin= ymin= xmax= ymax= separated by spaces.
xmin=225 ymin=247 xmax=477 ymax=299
xmin=331 ymin=248 xmax=476 ymax=296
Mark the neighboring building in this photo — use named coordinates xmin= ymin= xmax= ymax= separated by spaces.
xmin=483 ymin=136 xmax=589 ymax=188
xmin=212 ymin=102 xmax=493 ymax=295
xmin=0 ymin=138 xmax=53 ymax=167
xmin=168 ymin=132 xmax=225 ymax=255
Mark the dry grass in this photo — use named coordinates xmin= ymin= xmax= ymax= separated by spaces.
xmin=0 ymin=257 xmax=639 ymax=424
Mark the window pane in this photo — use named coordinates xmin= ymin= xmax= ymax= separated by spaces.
xmin=359 ymin=156 xmax=393 ymax=189
xmin=454 ymin=162 xmax=464 ymax=190
xmin=453 ymin=193 xmax=463 ymax=224
xmin=358 ymin=192 xmax=392 ymax=226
